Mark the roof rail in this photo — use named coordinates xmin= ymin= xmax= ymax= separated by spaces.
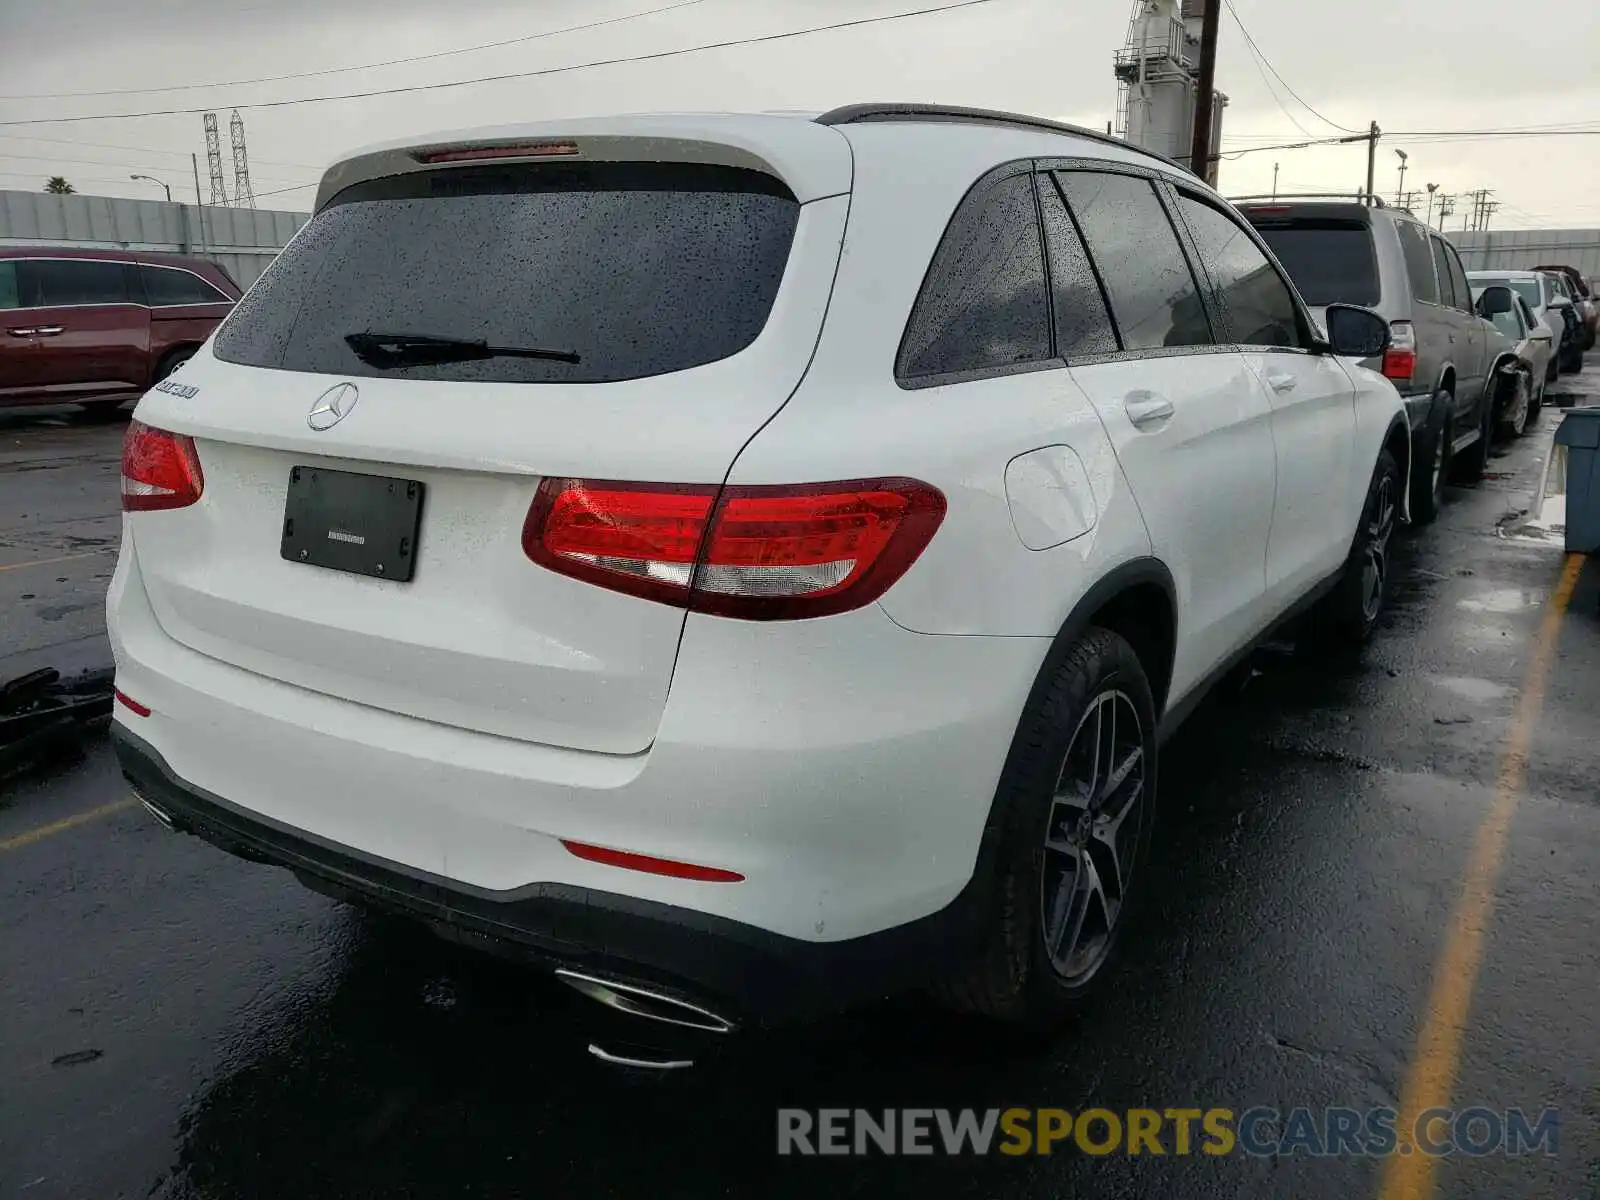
xmin=815 ymin=103 xmax=1193 ymax=175
xmin=1228 ymin=191 xmax=1388 ymax=208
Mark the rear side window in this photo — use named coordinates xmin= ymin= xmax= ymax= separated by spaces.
xmin=1442 ymin=243 xmax=1472 ymax=314
xmin=0 ymin=262 xmax=18 ymax=309
xmin=140 ymin=264 xmax=229 ymax=306
xmin=1251 ymin=220 xmax=1379 ymax=307
xmin=215 ymin=162 xmax=800 ymax=384
xmin=1396 ymin=221 xmax=1438 ymax=305
xmin=1055 ymin=171 xmax=1212 ymax=351
xmin=25 ymin=259 xmax=133 ymax=306
xmin=1035 ymin=175 xmax=1118 ymax=358
xmin=897 ymin=173 xmax=1051 ymax=379
xmin=1430 ymin=237 xmax=1458 ymax=308
xmin=1175 ymin=194 xmax=1301 ymax=348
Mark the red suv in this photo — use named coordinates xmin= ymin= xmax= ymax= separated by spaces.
xmin=0 ymin=247 xmax=241 ymax=413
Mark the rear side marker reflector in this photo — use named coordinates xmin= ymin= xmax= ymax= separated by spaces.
xmin=560 ymin=840 xmax=744 ymax=883
xmin=122 ymin=420 xmax=204 ymax=512
xmin=523 ymin=477 xmax=946 ymax=620
xmin=114 ymin=689 xmax=151 ymax=717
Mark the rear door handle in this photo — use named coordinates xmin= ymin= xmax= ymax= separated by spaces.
xmin=5 ymin=327 xmax=35 ymax=337
xmin=1266 ymin=372 xmax=1297 ymax=393
xmin=1125 ymin=391 xmax=1175 ymax=430
xmin=32 ymin=325 xmax=63 ymax=336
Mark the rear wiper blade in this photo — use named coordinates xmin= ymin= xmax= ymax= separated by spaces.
xmin=344 ymin=331 xmax=581 ymax=369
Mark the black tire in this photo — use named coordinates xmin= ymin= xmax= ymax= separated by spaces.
xmin=74 ymin=400 xmax=128 ymax=421
xmin=1495 ymin=370 xmax=1531 ymax=441
xmin=1408 ymin=394 xmax=1450 ymax=526
xmin=1564 ymin=345 xmax=1585 ymax=374
xmin=937 ymin=627 xmax=1156 ymax=1028
xmin=154 ymin=347 xmax=195 ymax=381
xmin=1451 ymin=393 xmax=1493 ymax=484
xmin=1527 ymin=373 xmax=1544 ymax=425
xmin=1547 ymin=353 xmax=1560 ymax=383
xmin=1304 ymin=449 xmax=1401 ymax=651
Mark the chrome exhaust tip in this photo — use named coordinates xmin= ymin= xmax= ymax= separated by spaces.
xmin=133 ymin=791 xmax=176 ymax=831
xmin=555 ymin=969 xmax=735 ymax=1035
xmin=586 ymin=1043 xmax=695 ymax=1071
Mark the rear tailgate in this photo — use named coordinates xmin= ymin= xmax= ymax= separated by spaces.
xmin=127 ymin=128 xmax=851 ymax=756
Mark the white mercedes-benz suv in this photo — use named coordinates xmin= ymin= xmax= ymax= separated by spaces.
xmin=110 ymin=104 xmax=1408 ymax=1056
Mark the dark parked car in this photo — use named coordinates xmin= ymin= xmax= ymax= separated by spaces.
xmin=1533 ymin=263 xmax=1597 ymax=349
xmin=0 ymin=247 xmax=240 ymax=413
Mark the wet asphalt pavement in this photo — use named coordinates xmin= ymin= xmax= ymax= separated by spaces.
xmin=3 ymin=376 xmax=1599 ymax=1199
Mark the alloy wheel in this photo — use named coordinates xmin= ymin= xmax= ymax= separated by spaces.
xmin=1361 ymin=473 xmax=1398 ymax=622
xmin=1039 ymin=690 xmax=1148 ymax=986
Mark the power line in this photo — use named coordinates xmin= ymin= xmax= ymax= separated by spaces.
xmin=0 ymin=0 xmax=1005 ymax=127
xmin=1223 ymin=4 xmax=1314 ymax=138
xmin=0 ymin=148 xmax=314 ymax=185
xmin=1221 ymin=0 xmax=1359 ymax=134
xmin=0 ymin=133 xmax=322 ymax=171
xmin=0 ymin=0 xmax=711 ymax=101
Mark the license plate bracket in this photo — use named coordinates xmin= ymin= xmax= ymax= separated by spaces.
xmin=280 ymin=466 xmax=424 ymax=581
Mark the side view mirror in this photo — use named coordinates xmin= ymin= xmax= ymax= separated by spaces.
xmin=1322 ymin=304 xmax=1391 ymax=358
xmin=1476 ymin=287 xmax=1514 ymax=317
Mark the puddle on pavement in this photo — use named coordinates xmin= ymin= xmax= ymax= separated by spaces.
xmin=1456 ymin=588 xmax=1544 ymax=614
xmin=1429 ymin=674 xmax=1512 ymax=703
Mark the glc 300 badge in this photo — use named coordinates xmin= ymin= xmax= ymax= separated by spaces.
xmin=153 ymin=379 xmax=200 ymax=398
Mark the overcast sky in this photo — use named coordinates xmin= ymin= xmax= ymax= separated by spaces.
xmin=1 ymin=0 xmax=1596 ymax=229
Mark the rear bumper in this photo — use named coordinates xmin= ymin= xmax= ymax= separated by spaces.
xmin=114 ymin=724 xmax=987 ymax=1026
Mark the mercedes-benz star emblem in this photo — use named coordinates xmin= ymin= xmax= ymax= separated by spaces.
xmin=307 ymin=383 xmax=359 ymax=431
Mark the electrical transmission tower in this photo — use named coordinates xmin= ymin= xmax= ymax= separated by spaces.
xmin=1435 ymin=193 xmax=1455 ymax=230
xmin=1466 ymin=189 xmax=1495 ymax=232
xmin=229 ymin=110 xmax=256 ymax=209
xmin=202 ymin=112 xmax=229 ymax=207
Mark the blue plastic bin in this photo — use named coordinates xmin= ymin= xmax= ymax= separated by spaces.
xmin=1553 ymin=405 xmax=1600 ymax=554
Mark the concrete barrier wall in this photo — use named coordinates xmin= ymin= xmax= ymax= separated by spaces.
xmin=0 ymin=190 xmax=308 ymax=289
xmin=1451 ymin=229 xmax=1600 ymax=280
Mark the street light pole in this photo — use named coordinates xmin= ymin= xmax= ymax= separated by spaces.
xmin=129 ymin=174 xmax=171 ymax=202
xmin=1394 ymin=149 xmax=1408 ymax=206
xmin=1424 ymin=182 xmax=1438 ymax=227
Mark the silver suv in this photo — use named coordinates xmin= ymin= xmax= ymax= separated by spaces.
xmin=1235 ymin=197 xmax=1497 ymax=523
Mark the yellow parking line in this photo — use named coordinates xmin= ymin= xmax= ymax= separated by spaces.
xmin=1379 ymin=551 xmax=1584 ymax=1200
xmin=0 ymin=549 xmax=115 ymax=575
xmin=0 ymin=799 xmax=137 ymax=853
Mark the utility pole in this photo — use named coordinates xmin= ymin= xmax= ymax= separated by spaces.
xmin=1364 ymin=120 xmax=1381 ymax=204
xmin=1272 ymin=162 xmax=1279 ymax=200
xmin=1397 ymin=190 xmax=1420 ymax=214
xmin=1436 ymin=193 xmax=1455 ymax=230
xmin=1394 ymin=148 xmax=1408 ymax=205
xmin=1188 ymin=0 xmax=1221 ymax=178
xmin=190 ymin=153 xmax=209 ymax=256
xmin=1482 ymin=200 xmax=1500 ymax=231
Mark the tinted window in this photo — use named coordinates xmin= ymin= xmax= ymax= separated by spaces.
xmin=0 ymin=262 xmax=18 ymax=310
xmin=1250 ymin=220 xmax=1379 ymax=307
xmin=898 ymin=173 xmax=1051 ymax=378
xmin=1056 ymin=171 xmax=1212 ymax=350
xmin=1396 ymin=221 xmax=1438 ymax=305
xmin=1035 ymin=175 xmax=1118 ymax=358
xmin=28 ymin=259 xmax=132 ymax=306
xmin=1430 ymin=237 xmax=1457 ymax=308
xmin=140 ymin=264 xmax=228 ymax=306
xmin=1176 ymin=194 xmax=1301 ymax=348
xmin=1518 ymin=296 xmax=1541 ymax=332
xmin=216 ymin=162 xmax=799 ymax=384
xmin=1443 ymin=243 xmax=1472 ymax=314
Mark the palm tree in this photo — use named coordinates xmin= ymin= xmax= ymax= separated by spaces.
xmin=44 ymin=176 xmax=75 ymax=194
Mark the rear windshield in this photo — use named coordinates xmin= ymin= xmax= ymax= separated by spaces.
xmin=1249 ymin=220 xmax=1380 ymax=307
xmin=1475 ymin=277 xmax=1542 ymax=308
xmin=214 ymin=162 xmax=800 ymax=384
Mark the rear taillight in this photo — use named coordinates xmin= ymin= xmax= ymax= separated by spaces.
xmin=523 ymin=477 xmax=946 ymax=620
xmin=1382 ymin=320 xmax=1417 ymax=384
xmin=121 ymin=419 xmax=204 ymax=512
